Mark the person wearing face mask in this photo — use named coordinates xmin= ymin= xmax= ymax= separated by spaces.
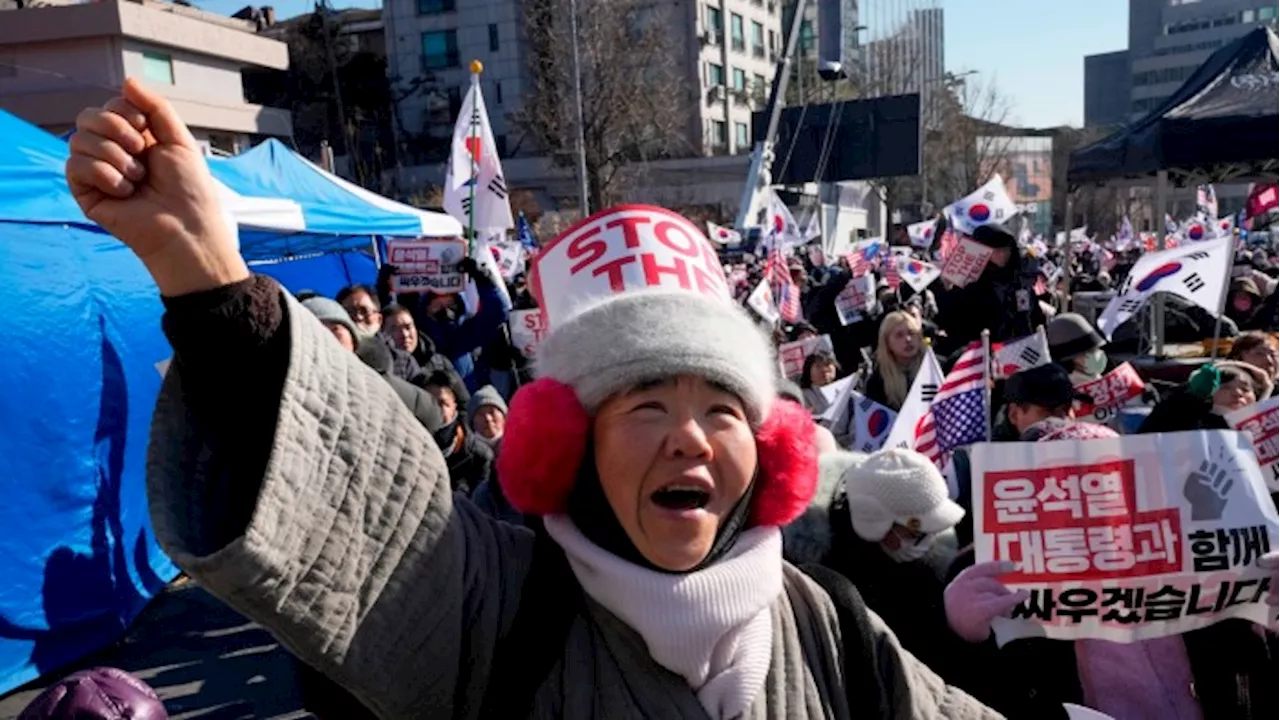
xmin=934 ymin=224 xmax=1046 ymax=359
xmin=820 ymin=449 xmax=971 ymax=683
xmin=1046 ymin=313 xmax=1108 ymax=386
xmin=1140 ymin=360 xmax=1272 ymax=434
xmin=1226 ymin=277 xmax=1270 ymax=331
xmin=423 ymin=371 xmax=493 ymax=495
xmin=1229 ymin=332 xmax=1279 ymax=394
xmin=73 ymin=83 xmax=995 ymax=720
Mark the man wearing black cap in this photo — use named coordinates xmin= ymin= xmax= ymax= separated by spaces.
xmin=1004 ymin=363 xmax=1114 ymax=441
xmin=934 ymin=224 xmax=1046 ymax=358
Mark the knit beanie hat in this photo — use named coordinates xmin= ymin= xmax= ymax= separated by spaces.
xmin=842 ymin=448 xmax=965 ymax=542
xmin=970 ymin=224 xmax=1017 ymax=251
xmin=498 ymin=205 xmax=815 ymax=526
xmin=467 ymin=384 xmax=508 ymax=427
xmin=300 ymin=296 xmax=359 ymax=341
xmin=1046 ymin=312 xmax=1105 ymax=361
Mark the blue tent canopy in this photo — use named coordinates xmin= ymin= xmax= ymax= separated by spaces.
xmin=208 ymin=139 xmax=461 ymax=258
xmin=0 ymin=221 xmax=179 ymax=695
xmin=0 ymin=110 xmax=91 ymax=226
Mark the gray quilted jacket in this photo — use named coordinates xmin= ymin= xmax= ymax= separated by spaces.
xmin=146 ymin=284 xmax=999 ymax=720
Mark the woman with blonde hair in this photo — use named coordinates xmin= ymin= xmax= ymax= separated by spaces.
xmin=865 ymin=311 xmax=925 ymax=411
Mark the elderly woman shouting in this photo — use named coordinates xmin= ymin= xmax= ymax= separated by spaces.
xmin=66 ymin=80 xmax=997 ymax=720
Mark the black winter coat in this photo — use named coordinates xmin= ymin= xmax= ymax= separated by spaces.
xmin=934 ymin=257 xmax=1045 ymax=358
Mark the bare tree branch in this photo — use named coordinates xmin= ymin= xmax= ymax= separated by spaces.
xmin=515 ymin=0 xmax=691 ymax=210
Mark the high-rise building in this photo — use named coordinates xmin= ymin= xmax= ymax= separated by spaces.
xmin=1080 ymin=0 xmax=1275 ymax=215
xmin=1084 ymin=0 xmax=1275 ymax=127
xmin=855 ymin=0 xmax=944 ymax=99
xmin=1083 ymin=50 xmax=1131 ymax=128
xmin=690 ymin=0 xmax=786 ymax=156
xmin=382 ymin=0 xmax=529 ymax=170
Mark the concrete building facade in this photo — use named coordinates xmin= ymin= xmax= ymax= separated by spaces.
xmin=0 ymin=0 xmax=291 ymax=153
xmin=1082 ymin=49 xmax=1131 ymax=128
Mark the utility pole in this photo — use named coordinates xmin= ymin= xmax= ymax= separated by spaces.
xmin=318 ymin=0 xmax=358 ymax=183
xmin=568 ymin=0 xmax=590 ymax=217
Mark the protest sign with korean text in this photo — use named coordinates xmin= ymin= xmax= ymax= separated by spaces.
xmin=508 ymin=308 xmax=547 ymax=359
xmin=778 ymin=334 xmax=834 ymax=379
xmin=972 ymin=430 xmax=1279 ymax=645
xmin=939 ymin=238 xmax=994 ymax=288
xmin=834 ymin=274 xmax=876 ymax=326
xmin=387 ymin=238 xmax=468 ymax=294
xmin=530 ymin=205 xmax=730 ymax=330
xmin=1227 ymin=397 xmax=1279 ymax=491
xmin=1072 ymin=363 xmax=1146 ymax=424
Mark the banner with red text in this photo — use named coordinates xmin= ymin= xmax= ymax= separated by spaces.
xmin=939 ymin=238 xmax=994 ymax=288
xmin=387 ymin=238 xmax=468 ymax=293
xmin=835 ymin=274 xmax=876 ymax=326
xmin=1072 ymin=363 xmax=1146 ymax=425
xmin=778 ymin=334 xmax=834 ymax=379
xmin=973 ymin=430 xmax=1278 ymax=645
xmin=1227 ymin=397 xmax=1279 ymax=492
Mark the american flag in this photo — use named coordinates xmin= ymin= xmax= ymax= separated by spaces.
xmin=915 ymin=342 xmax=989 ymax=464
xmin=848 ymin=240 xmax=881 ymax=278
xmin=766 ymin=248 xmax=801 ymax=323
xmin=882 ymin=250 xmax=901 ymax=290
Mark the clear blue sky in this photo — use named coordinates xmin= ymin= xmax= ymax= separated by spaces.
xmin=199 ymin=0 xmax=1128 ymax=129
xmin=944 ymin=0 xmax=1128 ymax=128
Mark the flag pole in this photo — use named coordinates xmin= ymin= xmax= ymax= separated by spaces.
xmin=466 ymin=59 xmax=483 ymax=257
xmin=982 ymin=329 xmax=993 ymax=442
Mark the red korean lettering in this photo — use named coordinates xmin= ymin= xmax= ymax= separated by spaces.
xmin=567 ymin=225 xmax=607 ymax=274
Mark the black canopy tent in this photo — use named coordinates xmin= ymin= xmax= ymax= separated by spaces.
xmin=1069 ymin=26 xmax=1279 ymax=186
xmin=1065 ymin=26 xmax=1278 ymax=359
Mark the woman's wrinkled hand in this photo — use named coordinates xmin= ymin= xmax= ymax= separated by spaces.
xmin=944 ymin=560 xmax=1030 ymax=643
xmin=65 ymin=77 xmax=248 ymax=297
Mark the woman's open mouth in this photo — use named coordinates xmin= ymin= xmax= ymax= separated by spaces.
xmin=651 ymin=485 xmax=712 ymax=511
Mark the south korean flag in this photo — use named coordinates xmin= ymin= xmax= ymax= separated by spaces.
xmin=1097 ymin=236 xmax=1233 ymax=339
xmin=943 ymin=175 xmax=1019 ymax=236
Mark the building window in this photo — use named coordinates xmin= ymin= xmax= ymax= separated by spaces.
xmin=732 ymin=67 xmax=747 ymax=91
xmin=417 ymin=0 xmax=456 ymax=14
xmin=799 ymin=19 xmax=814 ymax=53
xmin=730 ymin=13 xmax=745 ymax=51
xmin=489 ymin=23 xmax=500 ymax=52
xmin=711 ymin=120 xmax=727 ymax=147
xmin=1260 ymin=6 xmax=1277 ymax=20
xmin=735 ymin=122 xmax=749 ymax=148
xmin=707 ymin=62 xmax=725 ymax=86
xmin=421 ymin=30 xmax=459 ymax=70
xmin=768 ymin=30 xmax=776 ymax=54
xmin=750 ymin=21 xmax=765 ymax=58
xmin=141 ymin=51 xmax=174 ymax=84
xmin=494 ymin=80 xmax=503 ymax=105
xmin=706 ymin=4 xmax=722 ymax=40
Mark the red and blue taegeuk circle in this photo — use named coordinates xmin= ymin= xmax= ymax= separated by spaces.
xmin=968 ymin=204 xmax=991 ymax=222
xmin=1187 ymin=224 xmax=1204 ymax=240
xmin=1135 ymin=262 xmax=1182 ymax=292
xmin=865 ymin=408 xmax=892 ymax=437
xmin=905 ymin=261 xmax=924 ymax=274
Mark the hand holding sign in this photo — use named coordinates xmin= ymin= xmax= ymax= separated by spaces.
xmin=944 ymin=561 xmax=1031 ymax=643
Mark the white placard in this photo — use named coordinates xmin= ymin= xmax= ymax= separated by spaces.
xmin=972 ymin=431 xmax=1279 ymax=645
xmin=387 ymin=238 xmax=468 ymax=294
xmin=939 ymin=238 xmax=994 ymax=288
xmin=834 ymin=274 xmax=876 ymax=326
xmin=508 ymin=308 xmax=547 ymax=358
xmin=778 ymin=334 xmax=834 ymax=379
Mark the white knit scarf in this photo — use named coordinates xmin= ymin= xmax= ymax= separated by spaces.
xmin=544 ymin=514 xmax=783 ymax=720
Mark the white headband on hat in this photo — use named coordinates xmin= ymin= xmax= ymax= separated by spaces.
xmin=530 ymin=205 xmax=776 ymax=423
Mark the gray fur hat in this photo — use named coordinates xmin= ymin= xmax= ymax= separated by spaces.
xmin=534 ymin=290 xmax=778 ymax=424
xmin=300 ymin=296 xmax=359 ymax=341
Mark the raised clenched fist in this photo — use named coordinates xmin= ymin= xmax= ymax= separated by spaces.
xmin=65 ymin=77 xmax=248 ymax=297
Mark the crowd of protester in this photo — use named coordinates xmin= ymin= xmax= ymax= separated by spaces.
xmin=17 ymin=79 xmax=1280 ymax=720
